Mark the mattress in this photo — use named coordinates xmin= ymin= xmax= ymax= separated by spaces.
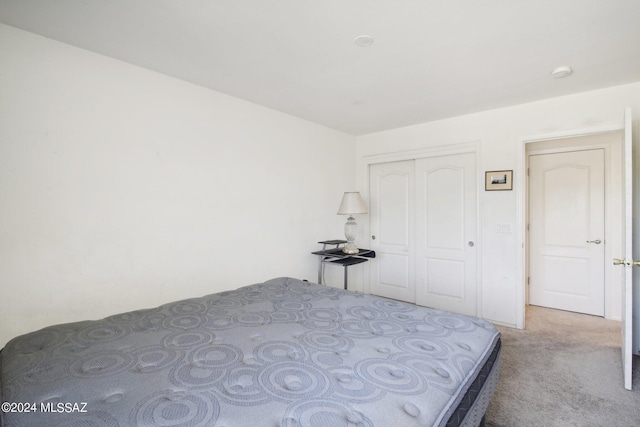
xmin=0 ymin=277 xmax=500 ymax=427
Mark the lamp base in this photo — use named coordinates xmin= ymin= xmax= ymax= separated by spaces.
xmin=342 ymin=215 xmax=360 ymax=254
xmin=342 ymin=243 xmax=359 ymax=254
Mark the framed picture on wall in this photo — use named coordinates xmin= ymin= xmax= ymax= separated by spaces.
xmin=485 ymin=170 xmax=513 ymax=191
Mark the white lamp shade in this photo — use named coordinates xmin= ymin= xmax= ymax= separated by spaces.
xmin=337 ymin=192 xmax=368 ymax=215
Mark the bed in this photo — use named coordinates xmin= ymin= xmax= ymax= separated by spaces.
xmin=0 ymin=277 xmax=501 ymax=427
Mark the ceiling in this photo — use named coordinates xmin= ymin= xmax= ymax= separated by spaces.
xmin=1 ymin=0 xmax=639 ymax=136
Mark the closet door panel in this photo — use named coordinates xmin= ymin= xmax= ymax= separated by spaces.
xmin=369 ymin=161 xmax=415 ymax=303
xmin=415 ymin=153 xmax=477 ymax=316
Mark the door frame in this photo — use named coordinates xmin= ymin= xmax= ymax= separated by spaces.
xmin=516 ymin=124 xmax=625 ymax=330
xmin=360 ymin=141 xmax=481 ymax=313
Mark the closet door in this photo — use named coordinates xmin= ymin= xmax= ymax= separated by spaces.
xmin=369 ymin=161 xmax=416 ymax=303
xmin=415 ymin=153 xmax=477 ymax=316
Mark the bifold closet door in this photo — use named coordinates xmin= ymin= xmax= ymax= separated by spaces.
xmin=415 ymin=153 xmax=477 ymax=316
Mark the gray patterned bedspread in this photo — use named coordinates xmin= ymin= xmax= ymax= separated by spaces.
xmin=0 ymin=277 xmax=500 ymax=426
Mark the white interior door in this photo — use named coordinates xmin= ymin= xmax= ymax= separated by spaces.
xmin=415 ymin=153 xmax=477 ymax=316
xmin=369 ymin=161 xmax=415 ymax=303
xmin=529 ymin=149 xmax=605 ymax=316
xmin=620 ymin=107 xmax=633 ymax=390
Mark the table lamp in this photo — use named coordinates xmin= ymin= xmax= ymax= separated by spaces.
xmin=337 ymin=192 xmax=368 ymax=254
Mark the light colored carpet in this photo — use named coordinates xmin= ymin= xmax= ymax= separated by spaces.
xmin=485 ymin=305 xmax=640 ymax=427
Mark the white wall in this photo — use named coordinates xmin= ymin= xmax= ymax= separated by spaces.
xmin=356 ymin=83 xmax=640 ymax=330
xmin=0 ymin=25 xmax=354 ymax=348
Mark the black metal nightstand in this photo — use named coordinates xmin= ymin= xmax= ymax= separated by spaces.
xmin=312 ymin=240 xmax=376 ymax=290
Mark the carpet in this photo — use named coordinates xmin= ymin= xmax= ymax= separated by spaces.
xmin=485 ymin=305 xmax=640 ymax=426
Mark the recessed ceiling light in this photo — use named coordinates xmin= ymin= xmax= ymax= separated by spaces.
xmin=551 ymin=66 xmax=573 ymax=78
xmin=354 ymin=35 xmax=374 ymax=47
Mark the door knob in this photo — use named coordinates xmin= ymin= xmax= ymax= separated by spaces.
xmin=371 ymin=235 xmax=376 ymax=240
xmin=586 ymin=239 xmax=601 ymax=244
xmin=613 ymin=258 xmax=640 ymax=267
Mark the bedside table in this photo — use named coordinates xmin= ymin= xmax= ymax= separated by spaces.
xmin=312 ymin=240 xmax=376 ymax=290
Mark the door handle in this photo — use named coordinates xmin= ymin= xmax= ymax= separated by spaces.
xmin=612 ymin=258 xmax=640 ymax=266
xmin=586 ymin=239 xmax=601 ymax=244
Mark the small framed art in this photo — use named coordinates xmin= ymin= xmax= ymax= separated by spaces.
xmin=485 ymin=170 xmax=513 ymax=191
